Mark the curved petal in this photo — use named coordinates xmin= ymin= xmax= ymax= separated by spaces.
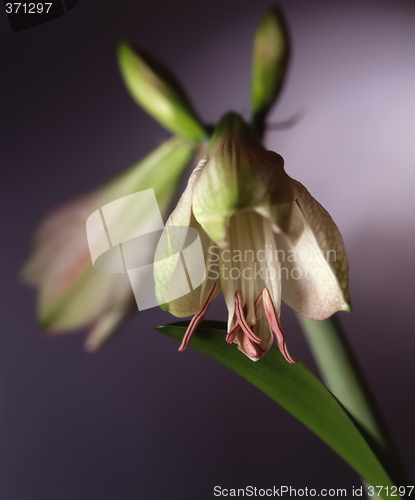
xmin=279 ymin=180 xmax=351 ymax=320
xmin=39 ymin=258 xmax=134 ymax=331
xmin=220 ymin=211 xmax=279 ymax=361
xmin=154 ymin=160 xmax=221 ymax=317
xmin=20 ymin=194 xmax=96 ymax=288
xmin=84 ymin=309 xmax=132 ymax=352
xmin=21 ymin=193 xmax=135 ymax=331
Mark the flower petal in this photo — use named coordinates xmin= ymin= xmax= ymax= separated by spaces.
xmin=278 ymin=180 xmax=351 ymax=320
xmin=154 ymin=159 xmax=221 ymax=317
xmin=39 ymin=261 xmax=133 ymax=331
xmin=84 ymin=309 xmax=131 ymax=352
xmin=192 ymin=113 xmax=298 ymax=245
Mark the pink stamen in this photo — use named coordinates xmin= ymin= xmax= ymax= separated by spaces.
xmin=262 ymin=287 xmax=296 ymax=364
xmin=226 ymin=292 xmax=267 ymax=357
xmin=254 ymin=292 xmax=263 ymax=319
xmin=226 ymin=322 xmax=240 ymax=344
xmin=178 ymin=283 xmax=217 ymax=352
xmin=252 ymin=293 xmax=262 ymax=339
xmin=241 ymin=334 xmax=259 ymax=359
xmin=235 ymin=291 xmax=262 ymax=345
xmin=237 ymin=334 xmax=265 ymax=360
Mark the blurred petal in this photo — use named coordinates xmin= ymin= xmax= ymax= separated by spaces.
xmin=84 ymin=310 xmax=131 ymax=352
xmin=21 ymin=138 xmax=195 ymax=342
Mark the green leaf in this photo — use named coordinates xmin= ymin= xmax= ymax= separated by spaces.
xmin=156 ymin=320 xmax=399 ymax=491
xmin=117 ymin=42 xmax=207 ymax=141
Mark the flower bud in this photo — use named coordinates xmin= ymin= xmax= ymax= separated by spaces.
xmin=193 ymin=112 xmax=299 ymax=244
xmin=251 ymin=6 xmax=290 ymax=132
xmin=117 ymin=42 xmax=207 ymax=141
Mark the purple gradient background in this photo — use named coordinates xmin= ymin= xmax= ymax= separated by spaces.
xmin=1 ymin=0 xmax=414 ymax=498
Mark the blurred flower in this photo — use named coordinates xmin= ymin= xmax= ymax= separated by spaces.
xmin=21 ymin=137 xmax=196 ymax=351
xmin=155 ymin=113 xmax=350 ymax=361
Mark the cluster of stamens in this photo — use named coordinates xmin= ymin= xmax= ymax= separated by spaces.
xmin=179 ymin=284 xmax=296 ymax=364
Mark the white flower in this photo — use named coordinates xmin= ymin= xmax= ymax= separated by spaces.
xmin=155 ymin=113 xmax=350 ymax=361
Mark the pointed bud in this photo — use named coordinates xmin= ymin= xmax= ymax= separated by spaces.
xmin=117 ymin=42 xmax=207 ymax=141
xmin=251 ymin=6 xmax=290 ymax=133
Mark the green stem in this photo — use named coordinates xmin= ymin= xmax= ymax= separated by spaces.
xmin=297 ymin=314 xmax=412 ymax=487
xmin=251 ymin=110 xmax=267 ymax=141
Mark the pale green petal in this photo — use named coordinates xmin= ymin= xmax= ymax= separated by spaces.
xmin=155 ymin=217 xmax=221 ymax=317
xmin=20 ymin=194 xmax=94 ymax=287
xmin=154 ymin=160 xmax=221 ymax=317
xmin=39 ymin=259 xmax=133 ymax=331
xmin=102 ymin=136 xmax=197 ymax=214
xmin=278 ymin=181 xmax=351 ymax=320
xmin=117 ymin=42 xmax=207 ymax=141
xmin=220 ymin=211 xmax=278 ymax=358
xmin=192 ymin=113 xmax=297 ymax=244
xmin=84 ymin=310 xmax=131 ymax=352
xmin=162 ymin=158 xmax=206 ymax=228
xmin=22 ymin=137 xmax=195 ymax=288
xmin=217 ymin=239 xmax=236 ymax=332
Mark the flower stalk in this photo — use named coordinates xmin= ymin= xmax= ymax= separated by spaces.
xmin=298 ymin=315 xmax=412 ymax=487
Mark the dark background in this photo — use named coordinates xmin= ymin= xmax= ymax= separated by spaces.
xmin=1 ymin=0 xmax=415 ymax=499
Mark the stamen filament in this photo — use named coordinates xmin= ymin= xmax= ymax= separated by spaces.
xmin=226 ymin=322 xmax=240 ymax=343
xmin=235 ymin=291 xmax=262 ymax=344
xmin=254 ymin=292 xmax=263 ymax=319
xmin=262 ymin=287 xmax=296 ymax=364
xmin=178 ymin=283 xmax=217 ymax=352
